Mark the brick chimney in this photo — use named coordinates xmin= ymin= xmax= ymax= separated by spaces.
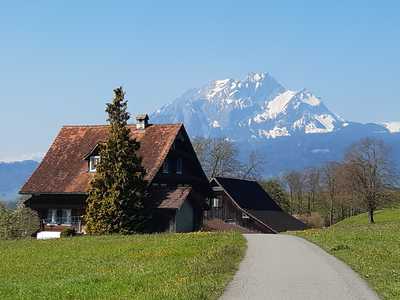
xmin=136 ymin=114 xmax=149 ymax=130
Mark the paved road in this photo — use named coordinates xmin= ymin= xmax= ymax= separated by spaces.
xmin=221 ymin=234 xmax=380 ymax=300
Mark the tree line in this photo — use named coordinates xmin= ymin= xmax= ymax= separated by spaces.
xmin=267 ymin=138 xmax=399 ymax=225
xmin=193 ymin=136 xmax=399 ymax=226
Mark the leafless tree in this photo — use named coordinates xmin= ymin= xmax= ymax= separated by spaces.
xmin=303 ymin=168 xmax=321 ymax=215
xmin=240 ymin=150 xmax=267 ymax=180
xmin=193 ymin=137 xmax=267 ymax=180
xmin=344 ymin=138 xmax=397 ymax=223
xmin=192 ymin=137 xmax=210 ymax=167
xmin=192 ymin=137 xmax=241 ymax=178
xmin=321 ymin=162 xmax=341 ymax=226
xmin=283 ymin=171 xmax=305 ymax=214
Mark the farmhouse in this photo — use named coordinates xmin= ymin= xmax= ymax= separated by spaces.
xmin=20 ymin=115 xmax=210 ymax=234
xmin=205 ymin=177 xmax=307 ymax=233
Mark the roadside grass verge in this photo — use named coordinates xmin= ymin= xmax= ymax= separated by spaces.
xmin=0 ymin=232 xmax=246 ymax=300
xmin=292 ymin=208 xmax=400 ymax=300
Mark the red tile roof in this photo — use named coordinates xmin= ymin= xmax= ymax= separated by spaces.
xmin=153 ymin=187 xmax=192 ymax=209
xmin=20 ymin=124 xmax=182 ymax=194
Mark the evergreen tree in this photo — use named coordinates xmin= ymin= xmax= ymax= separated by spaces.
xmin=85 ymin=87 xmax=148 ymax=234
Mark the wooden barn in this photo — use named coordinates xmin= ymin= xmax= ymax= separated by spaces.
xmin=20 ymin=115 xmax=211 ymax=234
xmin=205 ymin=177 xmax=307 ymax=233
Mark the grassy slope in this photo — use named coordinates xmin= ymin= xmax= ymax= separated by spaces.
xmin=0 ymin=232 xmax=246 ymax=300
xmin=293 ymin=208 xmax=400 ymax=300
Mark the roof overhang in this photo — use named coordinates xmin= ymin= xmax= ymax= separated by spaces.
xmin=82 ymin=143 xmax=104 ymax=160
xmin=20 ymin=192 xmax=88 ymax=196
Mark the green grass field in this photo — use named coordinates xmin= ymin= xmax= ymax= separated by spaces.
xmin=293 ymin=208 xmax=400 ymax=300
xmin=0 ymin=232 xmax=246 ymax=300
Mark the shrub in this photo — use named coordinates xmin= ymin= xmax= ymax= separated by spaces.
xmin=0 ymin=205 xmax=10 ymax=239
xmin=60 ymin=228 xmax=76 ymax=237
xmin=295 ymin=212 xmax=324 ymax=228
xmin=0 ymin=206 xmax=40 ymax=239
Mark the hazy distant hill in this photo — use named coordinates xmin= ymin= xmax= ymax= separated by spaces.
xmin=0 ymin=160 xmax=39 ymax=201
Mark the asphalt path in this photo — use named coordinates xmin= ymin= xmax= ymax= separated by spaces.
xmin=221 ymin=234 xmax=380 ymax=300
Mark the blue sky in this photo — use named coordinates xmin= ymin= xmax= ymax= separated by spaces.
xmin=0 ymin=1 xmax=399 ymax=161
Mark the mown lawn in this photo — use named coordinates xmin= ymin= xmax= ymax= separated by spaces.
xmin=0 ymin=232 xmax=246 ymax=300
xmin=292 ymin=208 xmax=400 ymax=300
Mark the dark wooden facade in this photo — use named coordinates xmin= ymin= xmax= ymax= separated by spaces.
xmin=25 ymin=194 xmax=86 ymax=232
xmin=205 ymin=184 xmax=275 ymax=233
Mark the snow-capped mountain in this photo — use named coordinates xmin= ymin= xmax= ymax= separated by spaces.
xmin=151 ymin=72 xmax=346 ymax=141
xmin=151 ymin=72 xmax=399 ymax=176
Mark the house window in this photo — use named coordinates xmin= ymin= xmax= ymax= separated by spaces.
xmin=62 ymin=209 xmax=72 ymax=225
xmin=46 ymin=209 xmax=73 ymax=225
xmin=162 ymin=160 xmax=169 ymax=174
xmin=212 ymin=198 xmax=222 ymax=208
xmin=212 ymin=186 xmax=224 ymax=192
xmin=89 ymin=156 xmax=100 ymax=172
xmin=47 ymin=209 xmax=58 ymax=224
xmin=176 ymin=158 xmax=183 ymax=175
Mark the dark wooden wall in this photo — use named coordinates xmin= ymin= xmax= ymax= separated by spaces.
xmin=152 ymin=129 xmax=211 ymax=195
xmin=26 ymin=194 xmax=86 ymax=219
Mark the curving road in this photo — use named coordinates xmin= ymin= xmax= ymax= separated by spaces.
xmin=221 ymin=234 xmax=380 ymax=300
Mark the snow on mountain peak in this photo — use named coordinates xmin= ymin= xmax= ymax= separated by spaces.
xmin=246 ymin=72 xmax=267 ymax=82
xmin=381 ymin=122 xmax=400 ymax=133
xmin=253 ymin=90 xmax=296 ymax=122
xmin=297 ymin=89 xmax=321 ymax=106
xmin=206 ymin=78 xmax=234 ymax=99
xmin=151 ymin=72 xmax=346 ymax=141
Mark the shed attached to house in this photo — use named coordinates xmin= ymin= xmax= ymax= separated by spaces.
xmin=205 ymin=177 xmax=307 ymax=233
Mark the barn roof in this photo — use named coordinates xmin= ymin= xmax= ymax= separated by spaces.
xmin=213 ymin=177 xmax=283 ymax=211
xmin=247 ymin=210 xmax=308 ymax=232
xmin=20 ymin=124 xmax=183 ymax=194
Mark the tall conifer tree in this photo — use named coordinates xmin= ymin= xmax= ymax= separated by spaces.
xmin=85 ymin=87 xmax=148 ymax=234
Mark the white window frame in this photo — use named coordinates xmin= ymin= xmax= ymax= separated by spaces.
xmin=212 ymin=198 xmax=222 ymax=208
xmin=89 ymin=155 xmax=100 ymax=172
